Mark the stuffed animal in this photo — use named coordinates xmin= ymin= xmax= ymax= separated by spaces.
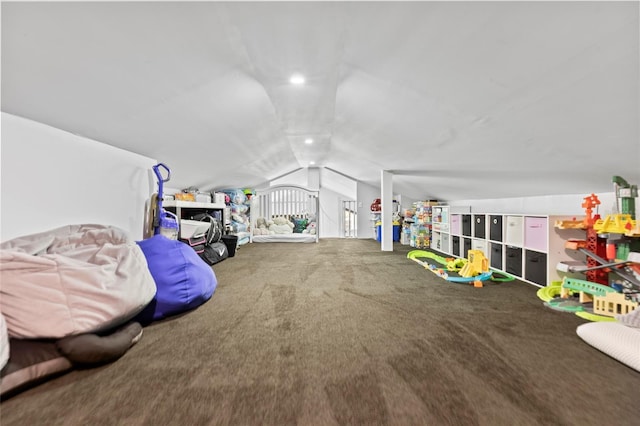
xmin=305 ymin=222 xmax=316 ymax=235
xmin=269 ymin=216 xmax=294 ymax=234
xmin=230 ymin=203 xmax=249 ymax=215
xmin=253 ymin=217 xmax=272 ymax=235
xmin=302 ymin=212 xmax=317 ymax=235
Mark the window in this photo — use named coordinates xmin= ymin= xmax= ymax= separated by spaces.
xmin=343 ymin=201 xmax=357 ymax=238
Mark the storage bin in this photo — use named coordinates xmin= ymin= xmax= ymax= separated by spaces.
xmin=505 ymin=216 xmax=524 ymax=246
xmin=452 ymin=236 xmax=460 ymax=257
xmin=376 ymin=224 xmax=401 ymax=242
xmin=221 ymin=235 xmax=238 ymax=257
xmin=505 ymin=246 xmax=523 ymax=277
xmin=489 ymin=215 xmax=503 ymax=242
xmin=463 ymin=237 xmax=472 ymax=259
xmin=471 ymin=238 xmax=488 ymax=255
xmin=180 ymin=219 xmax=211 ymax=239
xmin=441 ymin=233 xmax=450 ymax=253
xmin=473 ymin=214 xmax=486 ymax=239
xmin=462 ymin=215 xmax=472 ymax=236
xmin=524 ymin=217 xmax=548 ymax=252
xmin=214 ymin=192 xmax=227 ymax=205
xmin=490 ymin=243 xmax=503 ymax=270
xmin=195 ymin=192 xmax=212 ymax=203
xmin=525 ymin=249 xmax=547 ymax=286
xmin=450 ymin=214 xmax=461 ymax=235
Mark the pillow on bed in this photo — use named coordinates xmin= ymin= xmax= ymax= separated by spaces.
xmin=292 ymin=218 xmax=308 ymax=233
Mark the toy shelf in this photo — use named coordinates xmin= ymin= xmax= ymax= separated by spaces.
xmin=430 ymin=208 xmax=587 ymax=288
xmin=163 ymin=200 xmax=228 ymax=232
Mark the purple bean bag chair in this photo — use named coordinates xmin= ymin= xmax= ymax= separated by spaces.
xmin=135 ymin=235 xmax=217 ymax=324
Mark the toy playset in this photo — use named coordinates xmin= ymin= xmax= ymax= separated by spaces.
xmin=408 ymin=248 xmax=513 ymax=287
xmin=542 ymin=176 xmax=640 ymax=321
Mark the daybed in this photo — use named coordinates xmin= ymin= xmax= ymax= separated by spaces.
xmin=250 ymin=185 xmax=319 ymax=243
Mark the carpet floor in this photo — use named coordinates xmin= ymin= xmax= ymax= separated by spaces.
xmin=1 ymin=238 xmax=639 ymax=425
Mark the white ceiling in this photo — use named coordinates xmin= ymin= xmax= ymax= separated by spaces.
xmin=2 ymin=1 xmax=639 ymax=201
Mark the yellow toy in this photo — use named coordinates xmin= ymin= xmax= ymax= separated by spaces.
xmin=459 ymin=250 xmax=489 ymax=278
xmin=593 ymin=214 xmax=638 ymax=237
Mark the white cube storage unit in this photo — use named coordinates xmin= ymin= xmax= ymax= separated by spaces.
xmin=431 ymin=207 xmax=583 ymax=288
xmin=435 ymin=207 xmax=470 ymax=257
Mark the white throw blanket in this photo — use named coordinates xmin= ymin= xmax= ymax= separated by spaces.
xmin=0 ymin=224 xmax=156 ymax=339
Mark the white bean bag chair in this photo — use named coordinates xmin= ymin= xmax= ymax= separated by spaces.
xmin=576 ymin=320 xmax=640 ymax=372
xmin=0 ymin=224 xmax=156 ymax=339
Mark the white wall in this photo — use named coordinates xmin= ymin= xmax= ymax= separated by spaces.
xmin=314 ymin=168 xmax=356 ymax=238
xmin=320 ymin=168 xmax=356 ymax=200
xmin=446 ymin=192 xmax=623 ymax=216
xmin=318 ymin=186 xmax=343 ymax=238
xmin=270 ymin=168 xmax=308 ymax=187
xmin=1 ymin=113 xmax=156 ymax=241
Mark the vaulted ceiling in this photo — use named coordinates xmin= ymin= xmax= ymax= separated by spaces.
xmin=2 ymin=1 xmax=638 ymax=201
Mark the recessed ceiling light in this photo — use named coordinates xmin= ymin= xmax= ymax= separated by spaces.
xmin=290 ymin=74 xmax=305 ymax=85
xmin=309 ymin=161 xmax=315 ymax=165
xmin=304 ymin=138 xmax=313 ymax=145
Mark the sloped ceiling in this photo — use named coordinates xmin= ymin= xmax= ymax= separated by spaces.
xmin=2 ymin=1 xmax=638 ymax=201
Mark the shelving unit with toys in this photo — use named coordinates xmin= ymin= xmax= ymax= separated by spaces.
xmin=400 ymin=208 xmax=413 ymax=245
xmin=370 ymin=198 xmax=401 ymax=242
xmin=431 ymin=207 xmax=587 ymax=288
xmin=408 ymin=201 xmax=438 ymax=248
xmin=554 ymin=178 xmax=640 ymax=298
xmin=571 ymin=177 xmax=640 ymax=374
xmin=429 ymin=177 xmax=640 ymax=291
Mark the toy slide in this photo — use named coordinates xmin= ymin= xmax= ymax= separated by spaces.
xmin=579 ymin=248 xmax=640 ymax=289
xmin=557 ymin=259 xmax=630 ymax=273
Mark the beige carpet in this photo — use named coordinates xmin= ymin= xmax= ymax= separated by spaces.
xmin=2 ymin=238 xmax=639 ymax=425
